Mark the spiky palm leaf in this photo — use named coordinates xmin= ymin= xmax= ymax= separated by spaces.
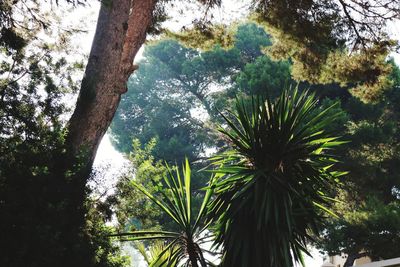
xmin=137 ymin=241 xmax=180 ymax=267
xmin=112 ymin=160 xmax=216 ymax=267
xmin=208 ymin=89 xmax=346 ymax=267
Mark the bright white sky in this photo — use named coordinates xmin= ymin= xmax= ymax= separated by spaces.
xmin=61 ymin=2 xmax=400 ymax=266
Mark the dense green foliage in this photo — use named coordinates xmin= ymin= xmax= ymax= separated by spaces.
xmin=260 ymin=0 xmax=399 ymax=103
xmin=2 ymin=0 xmax=400 ymax=265
xmin=316 ymin=64 xmax=400 ymax=265
xmin=109 ymin=139 xmax=170 ymax=231
xmin=109 ymin=23 xmax=293 ymax=238
xmin=112 ymin=23 xmax=400 ymax=266
xmin=0 ymin=65 xmax=127 ymax=266
xmin=108 ymin=138 xmax=211 ymax=233
xmin=319 ymin=193 xmax=400 ymax=265
xmin=111 ymin=39 xmax=213 ymax=161
xmin=113 ymin=160 xmax=215 ymax=267
xmin=0 ymin=2 xmax=126 ymax=266
xmin=111 ymin=23 xmax=284 ymax=160
xmin=173 ymin=0 xmax=399 ymax=102
xmin=208 ymin=90 xmax=345 ymax=267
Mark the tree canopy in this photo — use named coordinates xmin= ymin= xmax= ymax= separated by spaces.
xmin=316 ymin=63 xmax=400 ymax=266
xmin=111 ymin=23 xmax=288 ymax=161
xmin=110 ymin=22 xmax=400 ymax=265
xmin=1 ymin=0 xmax=400 ymax=266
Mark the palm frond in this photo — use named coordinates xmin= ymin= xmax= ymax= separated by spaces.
xmin=112 ymin=159 xmax=216 ymax=267
xmin=209 ymin=88 xmax=345 ymax=267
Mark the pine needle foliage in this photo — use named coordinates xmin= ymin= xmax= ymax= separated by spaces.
xmin=208 ymin=89 xmax=346 ymax=267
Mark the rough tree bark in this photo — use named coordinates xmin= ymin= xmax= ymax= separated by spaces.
xmin=344 ymin=252 xmax=369 ymax=267
xmin=66 ymin=0 xmax=156 ymax=170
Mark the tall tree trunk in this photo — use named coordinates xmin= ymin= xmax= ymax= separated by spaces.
xmin=66 ymin=0 xmax=156 ymax=171
xmin=187 ymin=244 xmax=199 ymax=267
xmin=344 ymin=252 xmax=369 ymax=267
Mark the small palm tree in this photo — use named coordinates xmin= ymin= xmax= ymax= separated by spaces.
xmin=208 ymin=89 xmax=346 ymax=267
xmin=112 ymin=160 xmax=216 ymax=267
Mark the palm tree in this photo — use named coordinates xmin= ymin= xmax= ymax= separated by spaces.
xmin=208 ymin=89 xmax=346 ymax=267
xmin=112 ymin=160 xmax=216 ymax=267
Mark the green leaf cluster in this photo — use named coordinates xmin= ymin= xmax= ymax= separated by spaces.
xmin=110 ymin=23 xmax=279 ymax=161
xmin=112 ymin=160 xmax=216 ymax=267
xmin=207 ymin=89 xmax=345 ymax=267
xmin=0 ymin=2 xmax=126 ymax=265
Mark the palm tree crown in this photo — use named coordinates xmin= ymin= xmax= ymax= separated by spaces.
xmin=208 ymin=89 xmax=346 ymax=267
xmin=112 ymin=160 xmax=216 ymax=267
